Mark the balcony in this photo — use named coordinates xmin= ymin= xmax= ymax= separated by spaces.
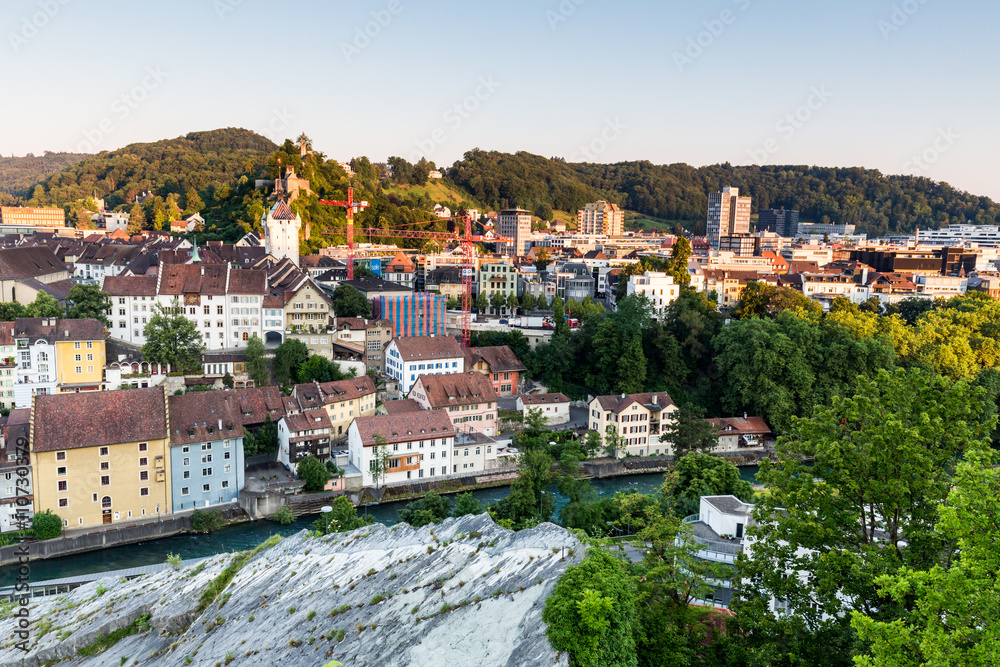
xmin=679 ymin=514 xmax=744 ymax=564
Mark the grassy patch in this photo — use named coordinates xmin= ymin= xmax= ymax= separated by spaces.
xmin=77 ymin=614 xmax=151 ymax=657
xmin=198 ymin=535 xmax=282 ymax=613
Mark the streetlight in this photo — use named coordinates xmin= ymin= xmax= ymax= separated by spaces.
xmin=320 ymin=505 xmax=333 ymax=534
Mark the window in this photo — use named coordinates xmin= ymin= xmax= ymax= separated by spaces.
xmin=182 ymin=446 xmax=189 ymax=454
xmin=181 ymin=487 xmax=189 ymax=496
xmin=183 ymin=470 xmax=190 ymax=479
xmin=223 ymin=451 xmax=231 ymax=460
xmin=182 ymin=457 xmax=190 ymax=466
xmin=203 ymin=484 xmax=211 ymax=493
xmin=100 ymin=461 xmax=109 ymax=471
xmin=222 ymin=480 xmax=230 ymax=489
xmin=57 ymin=480 xmax=67 ymax=491
xmin=140 ymin=487 xmax=149 ymax=497
xmin=140 ymin=471 xmax=149 ymax=481
xmin=139 ymin=457 xmax=148 ymax=467
xmin=58 ymin=498 xmax=68 ymax=507
xmin=74 ymin=354 xmax=81 ymax=362
xmin=86 ymin=354 xmax=93 ymax=362
xmin=75 ymin=366 xmax=82 ymax=374
xmin=101 ymin=476 xmax=110 ymax=486
xmin=57 ymin=466 xmax=66 ymax=476
xmin=74 ymin=342 xmax=80 ymax=349
xmin=92 ymin=493 xmax=98 ymax=502
xmin=138 ymin=443 xmax=147 ymax=452
xmin=224 ymin=464 xmax=231 ymax=473
xmin=99 ymin=447 xmax=109 ymax=456
xmin=202 ymin=467 xmax=212 ymax=476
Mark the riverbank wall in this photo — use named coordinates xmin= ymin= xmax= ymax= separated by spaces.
xmin=0 ymin=515 xmax=193 ymax=568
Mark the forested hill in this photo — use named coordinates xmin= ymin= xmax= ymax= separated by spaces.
xmin=24 ymin=128 xmax=277 ymax=211
xmin=0 ymin=151 xmax=93 ymax=199
xmin=447 ymin=149 xmax=1000 ymax=236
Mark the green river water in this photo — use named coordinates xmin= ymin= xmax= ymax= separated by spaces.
xmin=2 ymin=467 xmax=758 ymax=586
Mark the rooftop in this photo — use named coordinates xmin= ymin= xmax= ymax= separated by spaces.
xmin=33 ymin=387 xmax=168 ymax=452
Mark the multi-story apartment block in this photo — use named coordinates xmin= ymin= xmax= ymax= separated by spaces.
xmin=168 ymin=391 xmax=245 ymax=511
xmin=0 ymin=206 xmax=65 ymax=228
xmin=577 ymin=201 xmax=624 ymax=237
xmin=30 ymin=387 xmax=172 ymax=528
xmin=278 ymin=408 xmax=333 ymax=470
xmin=756 ymin=208 xmax=799 ymax=238
xmin=0 ymin=408 xmax=31 ymax=532
xmin=0 ymin=323 xmax=16 ymax=410
xmin=408 ymin=372 xmax=499 ymax=437
xmin=478 ymin=260 xmax=517 ymax=310
xmin=14 ymin=318 xmax=106 ymax=406
xmin=627 ymin=272 xmax=680 ymax=313
xmin=679 ymin=495 xmax=752 ymax=609
xmin=498 ymin=208 xmax=532 ymax=257
xmin=588 ymin=391 xmax=677 ymax=457
xmin=291 ymin=376 xmax=378 ymax=444
xmin=465 ymin=345 xmax=526 ymax=397
xmin=102 ymin=264 xmax=267 ymax=351
xmin=282 ymin=278 xmax=333 ymax=334
xmin=384 ymin=336 xmax=465 ymax=395
xmin=347 ymin=409 xmax=456 ymax=485
xmin=332 ymin=318 xmax=393 ymax=371
xmin=707 ymin=187 xmax=752 ymax=250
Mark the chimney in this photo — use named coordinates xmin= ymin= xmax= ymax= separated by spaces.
xmin=652 ymin=394 xmax=658 ymax=405
xmin=744 ymin=412 xmax=747 ymax=419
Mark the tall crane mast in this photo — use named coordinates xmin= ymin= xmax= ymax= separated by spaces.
xmin=322 ymin=210 xmax=510 ymax=347
xmin=319 ymin=187 xmax=370 ymax=281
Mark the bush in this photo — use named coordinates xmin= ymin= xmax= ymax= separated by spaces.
xmin=270 ymin=505 xmax=296 ymax=525
xmin=32 ymin=510 xmax=62 ymax=540
xmin=190 ymin=508 xmax=225 ymax=533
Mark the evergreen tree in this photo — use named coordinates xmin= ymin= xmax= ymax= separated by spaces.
xmin=662 ymin=403 xmax=718 ymax=458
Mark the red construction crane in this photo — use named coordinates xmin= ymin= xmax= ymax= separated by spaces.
xmin=322 ymin=212 xmax=511 ymax=347
xmin=319 ymin=186 xmax=370 ymax=281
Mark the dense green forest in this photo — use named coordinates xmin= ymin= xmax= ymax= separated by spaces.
xmin=447 ymin=149 xmax=1000 ymax=236
xmin=0 ymin=151 xmax=92 ymax=199
xmin=13 ymin=129 xmax=1000 ymax=240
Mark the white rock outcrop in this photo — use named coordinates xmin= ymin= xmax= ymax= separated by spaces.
xmin=1 ymin=514 xmax=582 ymax=666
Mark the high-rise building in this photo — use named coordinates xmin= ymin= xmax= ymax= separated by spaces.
xmin=498 ymin=208 xmax=532 ymax=257
xmin=577 ymin=201 xmax=624 ymax=237
xmin=757 ymin=208 xmax=800 ymax=238
xmin=707 ymin=187 xmax=752 ymax=250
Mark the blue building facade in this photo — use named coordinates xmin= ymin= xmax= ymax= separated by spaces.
xmin=167 ymin=393 xmax=246 ymax=511
xmin=375 ymin=293 xmax=448 ymax=338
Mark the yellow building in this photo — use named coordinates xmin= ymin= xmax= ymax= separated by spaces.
xmin=290 ymin=376 xmax=378 ymax=442
xmin=54 ymin=320 xmax=107 ymax=392
xmin=30 ymin=387 xmax=171 ymax=528
xmin=588 ymin=392 xmax=677 ymax=458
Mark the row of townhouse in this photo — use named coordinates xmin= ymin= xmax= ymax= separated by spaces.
xmin=588 ymin=391 xmax=774 ymax=458
xmin=28 ymin=386 xmax=245 ymax=530
xmin=11 ymin=318 xmax=107 ymax=408
xmin=102 ymin=264 xmax=267 ymax=351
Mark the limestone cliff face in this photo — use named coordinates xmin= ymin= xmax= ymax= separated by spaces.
xmin=1 ymin=514 xmax=582 ymax=666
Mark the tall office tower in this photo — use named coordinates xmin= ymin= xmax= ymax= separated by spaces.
xmin=757 ymin=208 xmax=800 ymax=238
xmin=706 ymin=187 xmax=752 ymax=250
xmin=498 ymin=208 xmax=532 ymax=257
xmin=577 ymin=201 xmax=624 ymax=237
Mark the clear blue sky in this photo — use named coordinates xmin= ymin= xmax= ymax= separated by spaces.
xmin=3 ymin=0 xmax=998 ymax=200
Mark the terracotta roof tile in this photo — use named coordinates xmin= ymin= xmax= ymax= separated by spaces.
xmin=382 ymin=398 xmax=424 ymax=415
xmin=353 ymin=409 xmax=455 ymax=447
xmin=168 ymin=391 xmax=244 ymax=445
xmin=33 ymin=387 xmax=168 ymax=452
xmin=410 ymin=372 xmax=497 ymax=408
xmin=283 ymin=408 xmax=333 ymax=433
xmin=594 ymin=391 xmax=675 ymax=414
xmin=13 ymin=318 xmax=106 ymax=343
xmin=390 ymin=336 xmax=464 ymax=361
xmin=467 ymin=345 xmax=526 ymax=373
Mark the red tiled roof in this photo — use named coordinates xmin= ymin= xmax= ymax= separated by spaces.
xmin=353 ymin=409 xmax=455 ymax=447
xmin=467 ymin=345 xmax=527 ymax=373
xmin=411 ymin=372 xmax=497 ymax=408
xmin=102 ymin=275 xmax=158 ymax=297
xmin=390 ymin=336 xmax=464 ymax=361
xmin=157 ymin=264 xmax=228 ymax=295
xmin=269 ymin=199 xmax=298 ymax=221
xmin=168 ymin=391 xmax=245 ymax=445
xmin=519 ymin=393 xmax=570 ymax=405
xmin=234 ymin=386 xmax=287 ymax=425
xmin=382 ymin=399 xmax=424 ymax=415
xmin=33 ymin=387 xmax=168 ymax=452
xmin=594 ymin=392 xmax=675 ymax=414
xmin=316 ymin=376 xmax=377 ymax=404
xmin=283 ymin=408 xmax=333 ymax=433
xmin=228 ymin=269 xmax=267 ymax=295
xmin=707 ymin=416 xmax=772 ymax=436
